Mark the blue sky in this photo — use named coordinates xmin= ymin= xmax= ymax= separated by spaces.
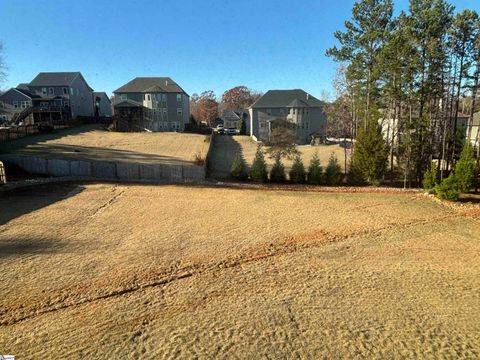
xmin=0 ymin=0 xmax=478 ymax=99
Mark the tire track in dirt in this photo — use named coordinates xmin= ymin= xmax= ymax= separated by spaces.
xmin=0 ymin=210 xmax=471 ymax=327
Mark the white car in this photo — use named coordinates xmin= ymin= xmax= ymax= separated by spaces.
xmin=216 ymin=124 xmax=224 ymax=130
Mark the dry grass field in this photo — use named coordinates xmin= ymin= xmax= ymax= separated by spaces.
xmin=1 ymin=183 xmax=480 ymax=358
xmin=0 ymin=125 xmax=210 ymax=165
xmin=210 ymin=135 xmax=349 ymax=178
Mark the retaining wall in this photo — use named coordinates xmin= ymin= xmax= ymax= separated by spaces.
xmin=0 ymin=154 xmax=207 ymax=183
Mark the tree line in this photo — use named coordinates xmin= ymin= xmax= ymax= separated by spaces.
xmin=189 ymin=86 xmax=262 ymax=126
xmin=326 ymin=0 xmax=480 ymax=189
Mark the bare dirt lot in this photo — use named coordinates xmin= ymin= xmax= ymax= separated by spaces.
xmin=210 ymin=135 xmax=349 ymax=178
xmin=1 ymin=183 xmax=480 ymax=358
xmin=0 ymin=125 xmax=210 ymax=165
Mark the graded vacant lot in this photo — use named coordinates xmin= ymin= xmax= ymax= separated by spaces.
xmin=210 ymin=135 xmax=349 ymax=178
xmin=1 ymin=183 xmax=480 ymax=358
xmin=0 ymin=125 xmax=210 ymax=165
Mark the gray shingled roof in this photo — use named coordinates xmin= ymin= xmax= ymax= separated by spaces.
xmin=93 ymin=91 xmax=110 ymax=100
xmin=114 ymin=77 xmax=187 ymax=94
xmin=15 ymin=88 xmax=40 ymax=99
xmin=29 ymin=72 xmax=81 ymax=87
xmin=250 ymin=90 xmax=323 ymax=108
xmin=287 ymin=98 xmax=309 ymax=108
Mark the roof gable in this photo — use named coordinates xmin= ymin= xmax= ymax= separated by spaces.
xmin=114 ymin=77 xmax=187 ymax=95
xmin=251 ymin=89 xmax=323 ymax=108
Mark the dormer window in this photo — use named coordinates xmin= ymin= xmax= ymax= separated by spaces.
xmin=63 ymin=87 xmax=68 ymax=95
xmin=49 ymin=88 xmax=54 ymax=95
xmin=42 ymin=88 xmax=47 ymax=95
xmin=121 ymin=94 xmax=127 ymax=101
xmin=147 ymin=94 xmax=151 ymax=101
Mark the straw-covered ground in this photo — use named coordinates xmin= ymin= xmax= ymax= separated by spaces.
xmin=0 ymin=183 xmax=479 ymax=358
xmin=0 ymin=125 xmax=210 ymax=165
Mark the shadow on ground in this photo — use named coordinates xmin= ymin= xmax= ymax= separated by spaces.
xmin=10 ymin=143 xmax=193 ymax=165
xmin=209 ymin=135 xmax=243 ymax=179
xmin=0 ymin=124 xmax=101 ymax=154
xmin=0 ymin=237 xmax=66 ymax=258
xmin=0 ymin=183 xmax=85 ymax=225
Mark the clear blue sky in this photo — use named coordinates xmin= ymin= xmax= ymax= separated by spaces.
xmin=0 ymin=0 xmax=478 ymax=99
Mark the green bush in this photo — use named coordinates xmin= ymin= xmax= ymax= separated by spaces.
xmin=454 ymin=142 xmax=476 ymax=193
xmin=230 ymin=152 xmax=247 ymax=180
xmin=308 ymin=152 xmax=323 ymax=184
xmin=434 ymin=174 xmax=460 ymax=201
xmin=422 ymin=161 xmax=438 ymax=190
xmin=249 ymin=145 xmax=268 ymax=182
xmin=324 ymin=153 xmax=343 ymax=185
xmin=269 ymin=155 xmax=286 ymax=182
xmin=289 ymin=155 xmax=306 ymax=183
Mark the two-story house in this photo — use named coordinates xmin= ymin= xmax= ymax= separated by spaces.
xmin=113 ymin=77 xmax=189 ymax=132
xmin=249 ymin=89 xmax=327 ymax=144
xmin=0 ymin=72 xmax=95 ymax=124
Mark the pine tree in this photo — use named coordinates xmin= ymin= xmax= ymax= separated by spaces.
xmin=230 ymin=152 xmax=247 ymax=180
xmin=325 ymin=153 xmax=343 ymax=185
xmin=269 ymin=154 xmax=286 ymax=183
xmin=434 ymin=173 xmax=460 ymax=201
xmin=454 ymin=142 xmax=477 ymax=193
xmin=249 ymin=145 xmax=268 ymax=182
xmin=350 ymin=124 xmax=388 ymax=185
xmin=289 ymin=155 xmax=306 ymax=183
xmin=422 ymin=161 xmax=438 ymax=190
xmin=308 ymin=152 xmax=323 ymax=184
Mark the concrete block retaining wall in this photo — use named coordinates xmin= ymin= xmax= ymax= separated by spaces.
xmin=0 ymin=154 xmax=207 ymax=183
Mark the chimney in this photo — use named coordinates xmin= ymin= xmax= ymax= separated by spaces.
xmin=165 ymin=80 xmax=169 ymax=86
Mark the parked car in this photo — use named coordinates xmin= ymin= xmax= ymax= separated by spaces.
xmin=217 ymin=128 xmax=225 ymax=135
xmin=226 ymin=128 xmax=237 ymax=135
xmin=216 ymin=124 xmax=224 ymax=131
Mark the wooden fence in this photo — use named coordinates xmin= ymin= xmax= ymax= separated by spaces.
xmin=0 ymin=125 xmax=39 ymax=142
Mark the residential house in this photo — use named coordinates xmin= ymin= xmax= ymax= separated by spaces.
xmin=0 ymin=72 xmax=94 ymax=124
xmin=249 ymin=90 xmax=327 ymax=144
xmin=221 ymin=109 xmax=249 ymax=133
xmin=93 ymin=92 xmax=113 ymax=117
xmin=113 ymin=77 xmax=189 ymax=132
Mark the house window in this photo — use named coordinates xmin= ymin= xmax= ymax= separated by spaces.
xmin=64 ymin=100 xmax=70 ymax=107
xmin=21 ymin=101 xmax=28 ymax=108
xmin=13 ymin=101 xmax=18 ymax=108
xmin=177 ymin=108 xmax=182 ymax=116
xmin=172 ymin=121 xmax=180 ymax=130
xmin=49 ymin=88 xmax=54 ymax=95
xmin=121 ymin=94 xmax=127 ymax=101
xmin=42 ymin=88 xmax=47 ymax=95
xmin=162 ymin=94 xmax=167 ymax=101
xmin=164 ymin=121 xmax=169 ymax=130
xmin=63 ymin=87 xmax=68 ymax=95
xmin=70 ymin=88 xmax=74 ymax=95
xmin=177 ymin=94 xmax=182 ymax=102
xmin=280 ymin=109 xmax=284 ymax=115
xmin=147 ymin=94 xmax=151 ymax=101
xmin=163 ymin=108 xmax=167 ymax=115
xmin=266 ymin=109 xmax=271 ymax=115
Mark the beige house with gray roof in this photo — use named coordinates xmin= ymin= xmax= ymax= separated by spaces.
xmin=113 ymin=77 xmax=189 ymax=132
xmin=249 ymin=89 xmax=327 ymax=144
